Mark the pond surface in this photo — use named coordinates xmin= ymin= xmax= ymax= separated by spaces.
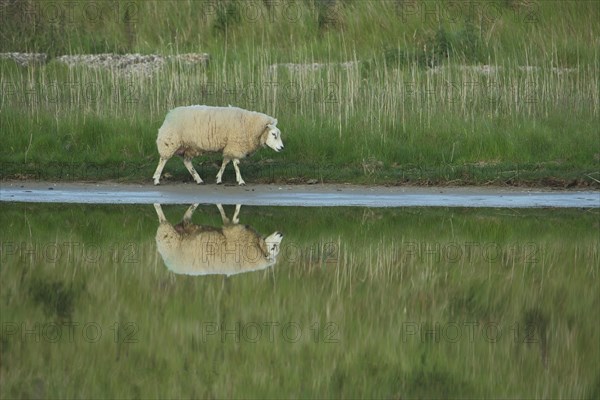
xmin=1 ymin=202 xmax=598 ymax=398
xmin=2 ymin=182 xmax=599 ymax=207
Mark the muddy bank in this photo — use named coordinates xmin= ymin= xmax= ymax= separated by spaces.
xmin=1 ymin=181 xmax=598 ymax=208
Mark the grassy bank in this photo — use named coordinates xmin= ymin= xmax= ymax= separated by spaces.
xmin=0 ymin=1 xmax=598 ymax=186
xmin=1 ymin=203 xmax=599 ymax=398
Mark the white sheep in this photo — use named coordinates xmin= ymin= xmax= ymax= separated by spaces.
xmin=154 ymin=203 xmax=284 ymax=276
xmin=152 ymin=105 xmax=284 ymax=185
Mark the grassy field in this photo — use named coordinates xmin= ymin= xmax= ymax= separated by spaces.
xmin=0 ymin=0 xmax=599 ymax=186
xmin=0 ymin=203 xmax=598 ymax=398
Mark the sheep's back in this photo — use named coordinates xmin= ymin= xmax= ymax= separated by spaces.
xmin=160 ymin=106 xmax=272 ymax=154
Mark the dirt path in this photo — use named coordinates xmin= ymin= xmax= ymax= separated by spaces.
xmin=1 ymin=181 xmax=598 ymax=208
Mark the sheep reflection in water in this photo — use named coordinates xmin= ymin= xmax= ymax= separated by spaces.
xmin=154 ymin=203 xmax=284 ymax=276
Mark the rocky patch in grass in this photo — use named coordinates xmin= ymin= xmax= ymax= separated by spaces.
xmin=1 ymin=52 xmax=210 ymax=75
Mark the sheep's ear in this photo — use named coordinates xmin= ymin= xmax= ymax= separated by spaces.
xmin=267 ymin=119 xmax=278 ymax=128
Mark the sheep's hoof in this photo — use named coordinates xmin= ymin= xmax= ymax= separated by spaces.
xmin=153 ymin=181 xmax=160 ymax=186
xmin=216 ymin=181 xmax=223 ymax=185
xmin=238 ymin=181 xmax=246 ymax=186
xmin=196 ymin=181 xmax=204 ymax=185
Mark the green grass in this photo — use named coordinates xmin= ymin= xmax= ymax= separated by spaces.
xmin=0 ymin=203 xmax=598 ymax=398
xmin=0 ymin=1 xmax=599 ymax=186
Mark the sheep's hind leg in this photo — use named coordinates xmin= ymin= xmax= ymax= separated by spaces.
xmin=216 ymin=158 xmax=231 ymax=184
xmin=216 ymin=204 xmax=230 ymax=224
xmin=153 ymin=157 xmax=169 ymax=185
xmin=154 ymin=203 xmax=167 ymax=223
xmin=232 ymin=204 xmax=241 ymax=224
xmin=217 ymin=204 xmax=240 ymax=224
xmin=232 ymin=159 xmax=245 ymax=186
xmin=183 ymin=158 xmax=204 ymax=184
xmin=182 ymin=203 xmax=200 ymax=222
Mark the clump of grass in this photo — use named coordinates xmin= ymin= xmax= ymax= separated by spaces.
xmin=28 ymin=277 xmax=82 ymax=320
xmin=317 ymin=0 xmax=343 ymax=31
xmin=429 ymin=20 xmax=486 ymax=63
xmin=213 ymin=0 xmax=242 ymax=35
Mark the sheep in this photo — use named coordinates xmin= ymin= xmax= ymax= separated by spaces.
xmin=152 ymin=105 xmax=284 ymax=186
xmin=154 ymin=203 xmax=284 ymax=276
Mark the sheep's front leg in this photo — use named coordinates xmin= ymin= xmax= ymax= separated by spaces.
xmin=232 ymin=159 xmax=245 ymax=186
xmin=183 ymin=158 xmax=204 ymax=184
xmin=153 ymin=157 xmax=169 ymax=185
xmin=216 ymin=158 xmax=231 ymax=184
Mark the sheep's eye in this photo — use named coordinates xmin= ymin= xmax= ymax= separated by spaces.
xmin=272 ymin=132 xmax=277 ymax=136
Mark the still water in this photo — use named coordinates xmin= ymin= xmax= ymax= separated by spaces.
xmin=1 ymin=202 xmax=598 ymax=398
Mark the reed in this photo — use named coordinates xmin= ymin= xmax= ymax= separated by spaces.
xmin=1 ymin=1 xmax=598 ymax=185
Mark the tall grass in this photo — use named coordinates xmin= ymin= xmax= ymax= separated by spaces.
xmin=1 ymin=1 xmax=598 ymax=184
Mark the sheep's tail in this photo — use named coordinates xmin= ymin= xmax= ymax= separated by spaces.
xmin=156 ymin=124 xmax=179 ymax=158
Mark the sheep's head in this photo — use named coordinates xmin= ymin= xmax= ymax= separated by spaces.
xmin=265 ymin=120 xmax=284 ymax=152
xmin=265 ymin=231 xmax=284 ymax=261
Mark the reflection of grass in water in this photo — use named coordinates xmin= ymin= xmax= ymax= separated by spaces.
xmin=0 ymin=203 xmax=598 ymax=398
